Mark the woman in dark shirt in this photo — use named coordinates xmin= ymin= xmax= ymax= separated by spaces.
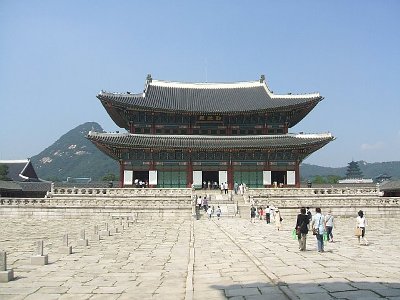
xmin=295 ymin=207 xmax=310 ymax=251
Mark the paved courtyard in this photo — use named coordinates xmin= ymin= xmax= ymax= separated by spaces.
xmin=0 ymin=213 xmax=399 ymax=300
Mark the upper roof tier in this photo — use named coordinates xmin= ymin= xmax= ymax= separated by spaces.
xmin=87 ymin=131 xmax=334 ymax=151
xmin=97 ymin=75 xmax=323 ymax=115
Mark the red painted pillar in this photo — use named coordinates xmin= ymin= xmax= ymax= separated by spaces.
xmin=119 ymin=160 xmax=124 ymax=188
xmin=187 ymin=161 xmax=193 ymax=188
xmin=149 ymin=151 xmax=155 ymax=188
xmin=228 ymin=151 xmax=233 ymax=190
xmin=295 ymin=160 xmax=300 ymax=188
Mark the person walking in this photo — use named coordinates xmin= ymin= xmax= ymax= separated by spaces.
xmin=197 ymin=195 xmax=202 ymax=210
xmin=356 ymin=210 xmax=368 ymax=245
xmin=311 ymin=207 xmax=325 ymax=252
xmin=265 ymin=205 xmax=271 ymax=224
xmin=306 ymin=207 xmax=312 ymax=222
xmin=250 ymin=205 xmax=256 ymax=223
xmin=224 ymin=182 xmax=228 ymax=194
xmin=207 ymin=206 xmax=213 ymax=220
xmin=216 ymin=206 xmax=222 ymax=220
xmin=234 ymin=182 xmax=238 ymax=195
xmin=275 ymin=208 xmax=282 ymax=231
xmin=325 ymin=209 xmax=334 ymax=242
xmin=202 ymin=196 xmax=208 ymax=212
xmin=258 ymin=206 xmax=264 ymax=221
xmin=295 ymin=207 xmax=309 ymax=251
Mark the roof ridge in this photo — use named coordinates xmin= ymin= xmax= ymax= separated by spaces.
xmin=150 ymin=79 xmax=263 ymax=89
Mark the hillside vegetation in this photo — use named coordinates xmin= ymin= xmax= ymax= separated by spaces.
xmin=30 ymin=122 xmax=118 ymax=181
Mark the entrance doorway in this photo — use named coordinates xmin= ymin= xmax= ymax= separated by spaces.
xmin=271 ymin=171 xmax=286 ymax=186
xmin=202 ymin=171 xmax=219 ymax=189
xmin=133 ymin=171 xmax=149 ymax=187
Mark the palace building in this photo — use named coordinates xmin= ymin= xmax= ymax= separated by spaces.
xmin=87 ymin=74 xmax=334 ymax=188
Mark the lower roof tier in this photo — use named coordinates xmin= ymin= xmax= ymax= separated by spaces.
xmin=87 ymin=131 xmax=334 ymax=152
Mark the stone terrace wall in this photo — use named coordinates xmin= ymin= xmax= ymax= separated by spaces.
xmin=245 ymin=187 xmax=400 ymax=219
xmin=0 ymin=188 xmax=194 ymax=220
xmin=1 ymin=186 xmax=399 ymax=220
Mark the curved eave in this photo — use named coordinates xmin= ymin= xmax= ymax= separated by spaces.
xmin=99 ymin=98 xmax=128 ymax=129
xmin=98 ymin=93 xmax=323 ymax=131
xmin=86 ymin=132 xmax=334 ymax=151
xmin=287 ymin=99 xmax=322 ymax=128
xmin=97 ymin=90 xmax=322 ymax=115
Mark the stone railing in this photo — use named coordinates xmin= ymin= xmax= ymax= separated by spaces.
xmin=248 ymin=196 xmax=399 ymax=208
xmin=47 ymin=197 xmax=192 ymax=208
xmin=249 ymin=187 xmax=379 ymax=198
xmin=0 ymin=198 xmax=48 ymax=206
xmin=51 ymin=187 xmax=192 ymax=198
xmin=0 ymin=196 xmax=192 ymax=208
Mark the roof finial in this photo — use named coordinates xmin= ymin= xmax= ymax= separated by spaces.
xmin=146 ymin=74 xmax=152 ymax=83
xmin=260 ymin=74 xmax=265 ymax=83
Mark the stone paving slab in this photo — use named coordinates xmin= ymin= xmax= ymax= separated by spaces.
xmin=0 ymin=214 xmax=399 ymax=299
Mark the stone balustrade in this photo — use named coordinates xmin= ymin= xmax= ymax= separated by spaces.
xmin=1 ymin=187 xmax=399 ymax=219
xmin=51 ymin=187 xmax=193 ymax=197
xmin=0 ymin=198 xmax=48 ymax=206
xmin=249 ymin=196 xmax=399 ymax=208
xmin=249 ymin=187 xmax=379 ymax=198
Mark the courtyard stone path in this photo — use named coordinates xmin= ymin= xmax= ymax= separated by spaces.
xmin=0 ymin=214 xmax=399 ymax=299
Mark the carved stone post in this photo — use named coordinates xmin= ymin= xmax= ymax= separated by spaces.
xmin=59 ymin=234 xmax=72 ymax=254
xmin=100 ymin=222 xmax=110 ymax=237
xmin=31 ymin=240 xmax=48 ymax=265
xmin=77 ymin=229 xmax=89 ymax=246
xmin=92 ymin=225 xmax=100 ymax=240
xmin=0 ymin=251 xmax=14 ymax=282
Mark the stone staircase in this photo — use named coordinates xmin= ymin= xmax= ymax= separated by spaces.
xmin=193 ymin=189 xmax=244 ymax=218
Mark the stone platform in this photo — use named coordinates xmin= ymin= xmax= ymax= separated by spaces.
xmin=0 ymin=214 xmax=399 ymax=299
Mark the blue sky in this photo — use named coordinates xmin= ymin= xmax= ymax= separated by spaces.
xmin=0 ymin=0 xmax=399 ymax=167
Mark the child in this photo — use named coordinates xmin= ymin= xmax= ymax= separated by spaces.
xmin=216 ymin=206 xmax=222 ymax=220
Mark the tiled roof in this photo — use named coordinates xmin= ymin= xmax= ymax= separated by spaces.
xmin=0 ymin=181 xmax=50 ymax=193
xmin=87 ymin=132 xmax=334 ymax=150
xmin=18 ymin=182 xmax=52 ymax=192
xmin=0 ymin=180 xmax=22 ymax=191
xmin=0 ymin=160 xmax=40 ymax=182
xmin=380 ymin=180 xmax=400 ymax=191
xmin=97 ymin=78 xmax=322 ymax=114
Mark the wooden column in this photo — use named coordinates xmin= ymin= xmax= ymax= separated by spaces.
xmin=295 ymin=160 xmax=300 ymax=188
xmin=186 ymin=150 xmax=193 ymax=188
xmin=263 ymin=113 xmax=268 ymax=134
xmin=228 ymin=151 xmax=233 ymax=189
xmin=119 ymin=160 xmax=124 ymax=188
xmin=149 ymin=150 xmax=155 ymax=188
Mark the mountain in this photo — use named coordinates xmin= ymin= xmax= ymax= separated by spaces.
xmin=301 ymin=161 xmax=400 ymax=181
xmin=30 ymin=122 xmax=400 ymax=182
xmin=30 ymin=122 xmax=118 ymax=181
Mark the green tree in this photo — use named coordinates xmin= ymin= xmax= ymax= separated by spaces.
xmin=102 ymin=173 xmax=118 ymax=181
xmin=0 ymin=164 xmax=10 ymax=181
xmin=312 ymin=175 xmax=326 ymax=184
xmin=326 ymin=175 xmax=341 ymax=184
xmin=346 ymin=161 xmax=363 ymax=178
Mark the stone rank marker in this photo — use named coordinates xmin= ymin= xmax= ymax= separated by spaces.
xmin=100 ymin=222 xmax=110 ymax=237
xmin=59 ymin=234 xmax=72 ymax=254
xmin=92 ymin=225 xmax=101 ymax=240
xmin=0 ymin=251 xmax=14 ymax=282
xmin=30 ymin=240 xmax=48 ymax=265
xmin=77 ymin=229 xmax=89 ymax=246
